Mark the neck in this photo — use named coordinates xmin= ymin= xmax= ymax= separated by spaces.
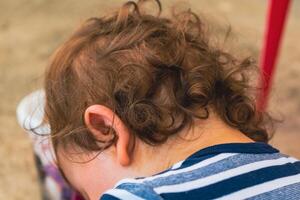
xmin=131 ymin=115 xmax=254 ymax=177
xmin=83 ymin=115 xmax=254 ymax=200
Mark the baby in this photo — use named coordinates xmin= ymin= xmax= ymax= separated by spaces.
xmin=37 ymin=0 xmax=300 ymax=199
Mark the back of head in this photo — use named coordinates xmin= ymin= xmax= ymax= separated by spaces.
xmin=44 ymin=0 xmax=273 ymax=153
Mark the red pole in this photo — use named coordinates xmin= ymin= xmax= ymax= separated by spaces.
xmin=257 ymin=0 xmax=291 ymax=111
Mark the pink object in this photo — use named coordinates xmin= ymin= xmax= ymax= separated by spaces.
xmin=71 ymin=193 xmax=85 ymax=200
xmin=257 ymin=0 xmax=291 ymax=110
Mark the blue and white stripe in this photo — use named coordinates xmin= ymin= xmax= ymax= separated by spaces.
xmin=100 ymin=143 xmax=300 ymax=200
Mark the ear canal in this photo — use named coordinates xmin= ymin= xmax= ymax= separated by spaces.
xmin=89 ymin=113 xmax=110 ymax=133
xmin=86 ymin=112 xmax=115 ymax=142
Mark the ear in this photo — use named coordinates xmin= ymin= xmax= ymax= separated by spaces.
xmin=84 ymin=105 xmax=132 ymax=166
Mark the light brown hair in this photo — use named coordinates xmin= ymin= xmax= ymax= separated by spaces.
xmin=44 ymin=0 xmax=275 ymax=153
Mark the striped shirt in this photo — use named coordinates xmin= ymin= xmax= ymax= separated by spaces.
xmin=100 ymin=142 xmax=300 ymax=200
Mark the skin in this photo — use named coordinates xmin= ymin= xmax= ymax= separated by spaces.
xmin=57 ymin=105 xmax=254 ymax=200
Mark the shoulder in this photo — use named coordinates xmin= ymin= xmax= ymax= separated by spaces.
xmin=100 ymin=179 xmax=163 ymax=200
xmin=100 ymin=188 xmax=143 ymax=200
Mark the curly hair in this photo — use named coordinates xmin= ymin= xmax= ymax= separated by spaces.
xmin=44 ymin=0 xmax=275 ymax=153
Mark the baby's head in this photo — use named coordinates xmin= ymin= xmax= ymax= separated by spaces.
xmin=44 ymin=0 xmax=273 ymax=198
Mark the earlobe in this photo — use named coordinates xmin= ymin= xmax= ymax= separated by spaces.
xmin=84 ymin=105 xmax=132 ymax=166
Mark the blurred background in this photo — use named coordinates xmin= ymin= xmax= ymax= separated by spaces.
xmin=0 ymin=0 xmax=299 ymax=199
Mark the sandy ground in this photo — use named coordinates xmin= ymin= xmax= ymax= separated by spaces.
xmin=0 ymin=0 xmax=299 ymax=199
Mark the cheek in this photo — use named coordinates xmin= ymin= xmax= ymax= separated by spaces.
xmin=58 ymin=150 xmax=122 ymax=197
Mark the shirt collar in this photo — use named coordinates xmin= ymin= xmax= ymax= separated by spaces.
xmin=185 ymin=142 xmax=279 ymax=161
